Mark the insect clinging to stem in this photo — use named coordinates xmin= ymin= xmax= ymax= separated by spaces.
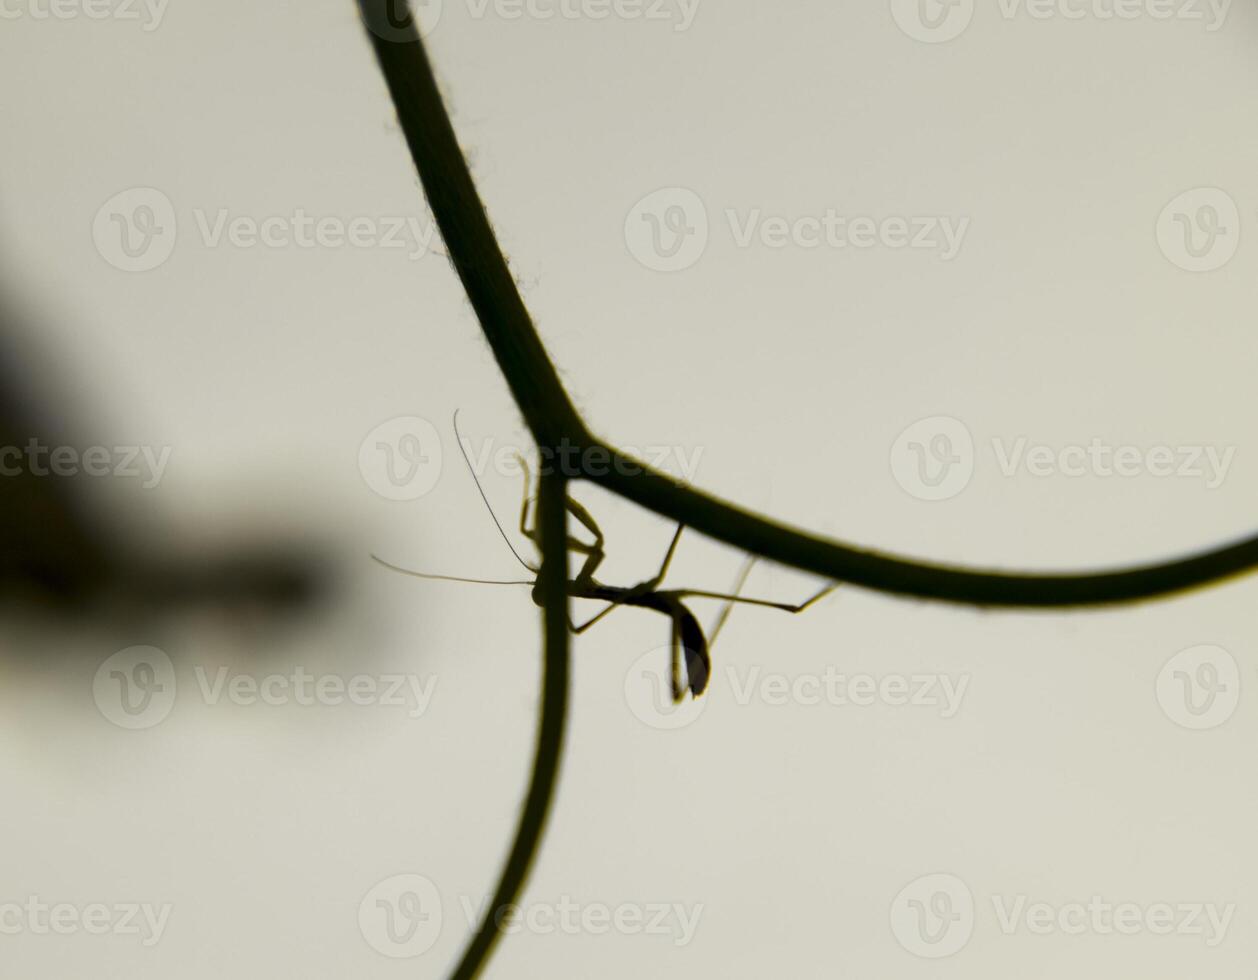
xmin=372 ymin=413 xmax=838 ymax=703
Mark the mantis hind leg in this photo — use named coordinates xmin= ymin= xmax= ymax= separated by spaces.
xmin=567 ymin=602 xmax=619 ymax=634
xmin=677 ymin=580 xmax=838 ymax=621
xmin=641 ymin=523 xmax=684 ymax=590
xmin=685 ymin=560 xmax=838 ymax=652
xmin=564 ymin=496 xmax=606 ymax=584
xmin=570 ymin=523 xmax=687 ymax=640
xmin=707 ymin=557 xmax=757 ymax=648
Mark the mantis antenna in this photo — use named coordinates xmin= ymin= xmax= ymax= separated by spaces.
xmin=452 ymin=410 xmax=534 ymax=572
xmin=370 ymin=554 xmax=532 ymax=587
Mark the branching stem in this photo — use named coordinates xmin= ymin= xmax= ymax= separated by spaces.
xmin=355 ymin=3 xmax=1255 ymax=975
xmin=358 ymin=0 xmax=1258 ymax=610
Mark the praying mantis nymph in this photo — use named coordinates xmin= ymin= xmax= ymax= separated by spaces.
xmin=374 ymin=414 xmax=837 ymax=702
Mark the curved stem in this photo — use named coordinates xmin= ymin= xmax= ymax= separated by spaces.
xmin=355 ymin=4 xmax=1257 ymax=976
xmin=357 ymin=0 xmax=1258 ymax=611
xmin=448 ymin=471 xmax=570 ymax=980
xmin=588 ymin=441 xmax=1258 ymax=606
xmin=358 ymin=0 xmax=585 ymax=448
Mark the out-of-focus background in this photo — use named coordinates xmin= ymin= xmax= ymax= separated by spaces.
xmin=1 ymin=1 xmax=1257 ymax=976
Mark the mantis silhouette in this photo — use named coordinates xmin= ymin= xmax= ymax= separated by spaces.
xmin=373 ymin=415 xmax=837 ymax=702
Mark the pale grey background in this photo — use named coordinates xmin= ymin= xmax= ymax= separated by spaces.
xmin=1 ymin=0 xmax=1257 ymax=976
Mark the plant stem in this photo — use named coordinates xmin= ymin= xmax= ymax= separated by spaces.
xmin=355 ymin=4 xmax=1257 ymax=976
xmin=588 ymin=441 xmax=1256 ymax=606
xmin=357 ymin=0 xmax=1258 ymax=610
xmin=448 ymin=471 xmax=570 ymax=980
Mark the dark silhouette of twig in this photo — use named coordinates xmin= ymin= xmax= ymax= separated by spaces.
xmin=0 ymin=295 xmax=326 ymax=618
xmin=355 ymin=2 xmax=1256 ymax=974
xmin=448 ymin=471 xmax=570 ymax=980
xmin=587 ymin=447 xmax=1258 ymax=605
xmin=358 ymin=0 xmax=1258 ymax=610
